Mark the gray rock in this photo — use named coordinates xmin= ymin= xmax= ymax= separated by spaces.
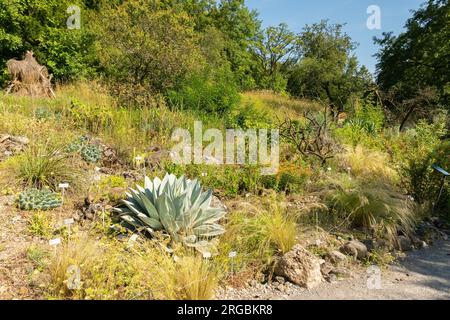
xmin=331 ymin=266 xmax=352 ymax=278
xmin=340 ymin=240 xmax=368 ymax=260
xmin=10 ymin=136 xmax=29 ymax=145
xmin=327 ymin=250 xmax=347 ymax=264
xmin=395 ymin=236 xmax=413 ymax=252
xmin=320 ymin=261 xmax=334 ymax=276
xmin=274 ymin=245 xmax=323 ymax=289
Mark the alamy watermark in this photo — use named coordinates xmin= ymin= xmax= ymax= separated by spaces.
xmin=367 ymin=5 xmax=382 ymax=30
xmin=67 ymin=5 xmax=81 ymax=30
xmin=366 ymin=265 xmax=382 ymax=290
xmin=170 ymin=122 xmax=279 ymax=175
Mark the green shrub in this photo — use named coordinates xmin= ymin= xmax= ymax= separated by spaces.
xmin=168 ymin=68 xmax=240 ymax=115
xmin=28 ymin=212 xmax=53 ymax=238
xmin=260 ymin=164 xmax=310 ymax=194
xmin=0 ymin=0 xmax=96 ymax=82
xmin=394 ymin=119 xmax=447 ymax=205
xmin=334 ymin=97 xmax=385 ymax=147
xmin=229 ymin=101 xmax=273 ymax=129
xmin=67 ymin=100 xmax=113 ymax=134
xmin=164 ymin=163 xmax=261 ymax=197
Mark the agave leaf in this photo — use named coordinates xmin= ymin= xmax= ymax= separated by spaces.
xmin=193 ymin=189 xmax=213 ymax=210
xmin=153 ymin=177 xmax=162 ymax=194
xmin=144 ymin=176 xmax=153 ymax=190
xmin=129 ymin=188 xmax=146 ymax=209
xmin=193 ymin=208 xmax=225 ymax=228
xmin=189 ymin=180 xmax=202 ymax=203
xmin=139 ymin=190 xmax=160 ymax=220
xmin=156 ymin=195 xmax=180 ymax=237
xmin=193 ymin=224 xmax=225 ymax=237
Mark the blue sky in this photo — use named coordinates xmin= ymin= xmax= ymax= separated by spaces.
xmin=245 ymin=0 xmax=425 ymax=74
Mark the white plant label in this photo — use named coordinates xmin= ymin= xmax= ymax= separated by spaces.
xmin=228 ymin=251 xmax=237 ymax=258
xmin=59 ymin=183 xmax=69 ymax=189
xmin=203 ymin=252 xmax=212 ymax=259
xmin=64 ymin=218 xmax=74 ymax=225
xmin=49 ymin=238 xmax=61 ymax=246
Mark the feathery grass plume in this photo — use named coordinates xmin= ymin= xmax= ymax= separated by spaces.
xmin=326 ymin=176 xmax=415 ymax=243
xmin=339 ymin=145 xmax=399 ymax=184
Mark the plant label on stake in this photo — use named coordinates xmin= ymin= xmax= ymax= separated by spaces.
xmin=64 ymin=218 xmax=74 ymax=239
xmin=59 ymin=183 xmax=69 ymax=223
xmin=49 ymin=238 xmax=61 ymax=255
xmin=59 ymin=183 xmax=69 ymax=205
xmin=134 ymin=155 xmax=145 ymax=178
xmin=203 ymin=252 xmax=212 ymax=262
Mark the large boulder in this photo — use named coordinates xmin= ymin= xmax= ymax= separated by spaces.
xmin=274 ymin=245 xmax=323 ymax=289
xmin=340 ymin=240 xmax=368 ymax=260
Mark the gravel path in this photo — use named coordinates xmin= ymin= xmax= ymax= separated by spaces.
xmin=218 ymin=240 xmax=450 ymax=300
xmin=291 ymin=240 xmax=450 ymax=300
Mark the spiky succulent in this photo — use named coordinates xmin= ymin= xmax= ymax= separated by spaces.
xmin=115 ymin=174 xmax=226 ymax=247
xmin=17 ymin=188 xmax=62 ymax=211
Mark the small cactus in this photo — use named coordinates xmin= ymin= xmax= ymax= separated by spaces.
xmin=17 ymin=188 xmax=62 ymax=211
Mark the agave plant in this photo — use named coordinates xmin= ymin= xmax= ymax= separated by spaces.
xmin=115 ymin=174 xmax=226 ymax=247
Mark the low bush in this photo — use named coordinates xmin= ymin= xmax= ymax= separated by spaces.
xmin=338 ymin=145 xmax=399 ymax=184
xmin=168 ymin=68 xmax=240 ymax=116
xmin=44 ymin=235 xmax=219 ymax=300
xmin=28 ymin=212 xmax=53 ymax=238
xmin=7 ymin=143 xmax=84 ymax=191
xmin=325 ymin=175 xmax=416 ymax=243
xmin=220 ymin=196 xmax=297 ymax=275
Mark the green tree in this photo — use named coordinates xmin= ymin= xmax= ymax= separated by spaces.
xmin=252 ymin=23 xmax=299 ymax=92
xmin=374 ymin=0 xmax=449 ymax=127
xmin=0 ymin=0 xmax=96 ymax=82
xmin=287 ymin=21 xmax=371 ymax=117
xmin=94 ymin=0 xmax=202 ymax=96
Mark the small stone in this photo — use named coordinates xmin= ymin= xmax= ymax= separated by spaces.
xmin=326 ymin=273 xmax=337 ymax=283
xmin=320 ymin=262 xmax=334 ymax=276
xmin=331 ymin=267 xmax=352 ymax=278
xmin=340 ymin=240 xmax=368 ymax=260
xmin=249 ymin=280 xmax=258 ymax=287
xmin=275 ymin=276 xmax=285 ymax=284
xmin=328 ymin=250 xmax=347 ymax=264
xmin=395 ymin=236 xmax=413 ymax=252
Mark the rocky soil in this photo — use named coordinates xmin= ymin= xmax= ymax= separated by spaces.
xmin=217 ymin=239 xmax=450 ymax=300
